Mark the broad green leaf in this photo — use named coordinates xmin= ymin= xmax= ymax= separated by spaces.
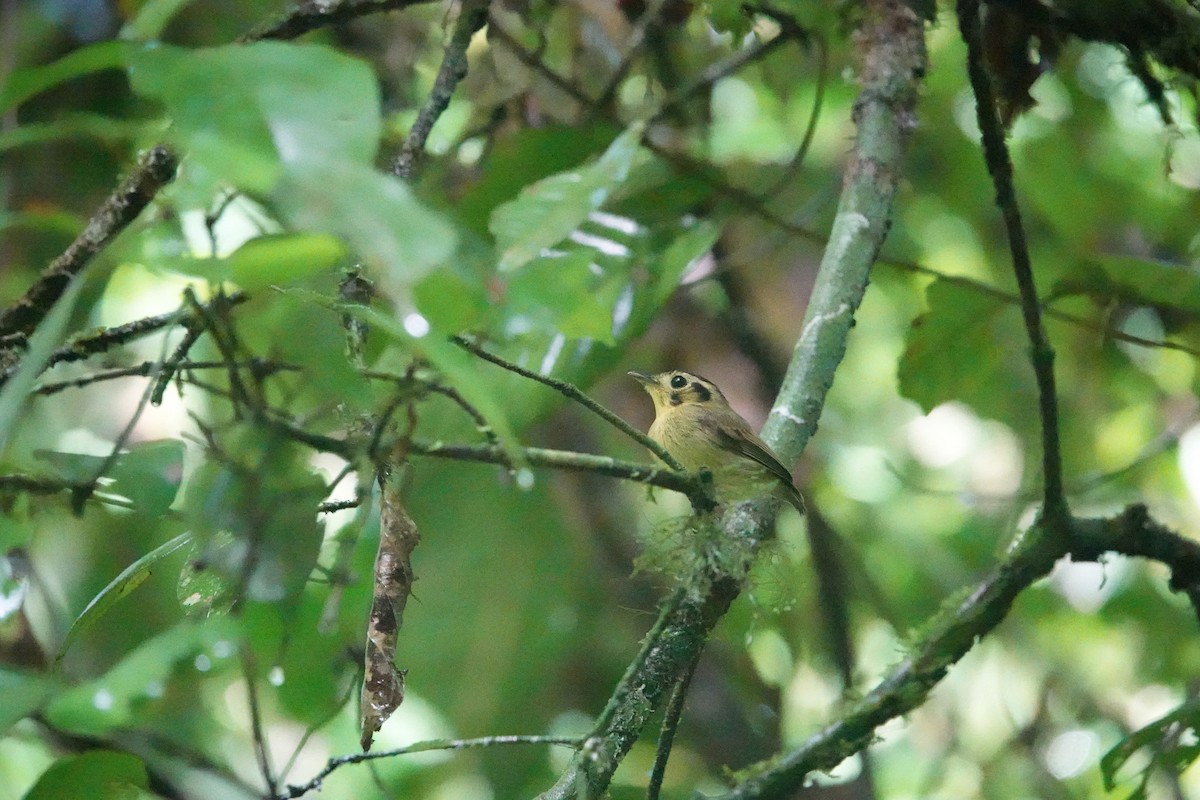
xmin=491 ymin=122 xmax=646 ymax=272
xmin=0 ymin=279 xmax=85 ymax=453
xmin=55 ymin=532 xmax=193 ymax=667
xmin=0 ymin=42 xmax=128 ymax=114
xmin=32 ymin=450 xmax=107 ymax=483
xmin=226 ymin=233 xmax=346 ymax=289
xmin=507 ymin=250 xmax=623 ymax=343
xmin=34 ymin=441 xmax=184 ymax=516
xmin=106 ymin=440 xmax=186 ymax=516
xmin=22 ymin=750 xmax=150 ymax=800
xmin=45 ymin=619 xmax=237 ymax=735
xmin=649 ymin=219 xmax=720 ymax=309
xmin=276 ymin=161 xmax=456 ymax=285
xmin=898 ymin=278 xmax=1035 ymax=424
xmin=454 ymin=125 xmax=617 ymax=235
xmin=0 ymin=669 xmax=57 ymax=736
xmin=128 ymin=42 xmax=382 ymax=193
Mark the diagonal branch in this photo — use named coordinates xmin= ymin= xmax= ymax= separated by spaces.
xmin=393 ymin=0 xmax=490 ymax=180
xmin=711 ymin=504 xmax=1200 ymax=799
xmin=0 ymin=146 xmax=177 ymax=341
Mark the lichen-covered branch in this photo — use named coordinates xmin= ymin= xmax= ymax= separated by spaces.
xmin=536 ymin=1 xmax=926 ymax=797
xmin=759 ymin=0 xmax=925 ymax=464
xmin=711 ymin=504 xmax=1200 ymax=799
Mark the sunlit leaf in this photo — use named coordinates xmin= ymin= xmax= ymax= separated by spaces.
xmin=276 ymin=161 xmax=456 ymax=285
xmin=225 ymin=233 xmax=346 ymax=289
xmin=491 ymin=122 xmax=646 ymax=272
xmin=128 ymin=41 xmax=382 ymax=193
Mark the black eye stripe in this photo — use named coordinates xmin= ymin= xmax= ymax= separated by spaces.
xmin=691 ymin=383 xmax=711 ymax=402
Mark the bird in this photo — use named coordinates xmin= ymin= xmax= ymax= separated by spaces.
xmin=629 ymin=370 xmax=805 ymax=513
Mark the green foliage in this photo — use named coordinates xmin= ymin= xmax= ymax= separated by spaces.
xmin=5 ymin=2 xmax=1200 ymax=799
xmin=899 ymin=277 xmax=1035 ymax=425
xmin=1102 ymin=699 xmax=1200 ymax=799
xmin=20 ymin=750 xmax=151 ymax=800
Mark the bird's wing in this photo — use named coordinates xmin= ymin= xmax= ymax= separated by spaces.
xmin=713 ymin=426 xmax=796 ymax=490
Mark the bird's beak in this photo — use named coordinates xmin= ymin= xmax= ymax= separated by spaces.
xmin=627 ymin=371 xmax=655 ymax=386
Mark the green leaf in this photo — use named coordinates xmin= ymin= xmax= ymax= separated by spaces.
xmin=1101 ymin=698 xmax=1200 ymax=796
xmin=0 ymin=668 xmax=57 ymax=736
xmin=22 ymin=751 xmax=150 ymax=800
xmin=507 ymin=250 xmax=623 ymax=343
xmin=180 ymin=428 xmax=325 ymax=605
xmin=898 ymin=278 xmax=1034 ymax=423
xmin=128 ymin=41 xmax=382 ymax=193
xmin=0 ymin=42 xmax=129 ymax=114
xmin=45 ymin=619 xmax=237 ymax=735
xmin=32 ymin=450 xmax=107 ymax=483
xmin=328 ymin=299 xmax=524 ymax=467
xmin=491 ymin=122 xmax=646 ymax=272
xmin=650 ymin=219 xmax=720 ymax=309
xmin=225 ymin=233 xmax=346 ymax=289
xmin=1057 ymin=255 xmax=1200 ymax=317
xmin=107 ymin=440 xmax=186 ymax=516
xmin=55 ymin=532 xmax=193 ymax=667
xmin=276 ymin=162 xmax=455 ymax=286
xmin=0 ymin=279 xmax=85 ymax=453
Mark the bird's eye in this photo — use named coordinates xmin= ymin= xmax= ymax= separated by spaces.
xmin=669 ymin=374 xmax=688 ymax=389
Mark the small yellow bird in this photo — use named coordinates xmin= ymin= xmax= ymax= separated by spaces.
xmin=629 ymin=370 xmax=805 ymax=513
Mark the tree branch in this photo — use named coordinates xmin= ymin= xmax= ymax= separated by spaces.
xmin=958 ymin=0 xmax=1067 ymax=522
xmin=0 ymin=146 xmax=177 ymax=341
xmin=537 ymin=0 xmax=926 ymax=796
xmin=711 ymin=504 xmax=1200 ymax=798
xmin=392 ymin=0 xmax=490 ymax=180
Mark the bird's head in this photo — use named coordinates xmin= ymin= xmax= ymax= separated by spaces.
xmin=628 ymin=370 xmax=726 ymax=414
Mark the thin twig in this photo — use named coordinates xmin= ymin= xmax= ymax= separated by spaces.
xmin=646 ymin=648 xmax=701 ymax=800
xmin=241 ymin=0 xmax=430 ymax=42
xmin=451 ymin=334 xmax=684 ymax=472
xmin=280 ymin=735 xmax=583 ymax=799
xmin=410 ymin=440 xmax=701 ymax=498
xmin=240 ymin=645 xmax=279 ymax=796
xmin=392 ymin=0 xmax=490 ymax=180
xmin=958 ymin=0 xmax=1066 ymax=522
